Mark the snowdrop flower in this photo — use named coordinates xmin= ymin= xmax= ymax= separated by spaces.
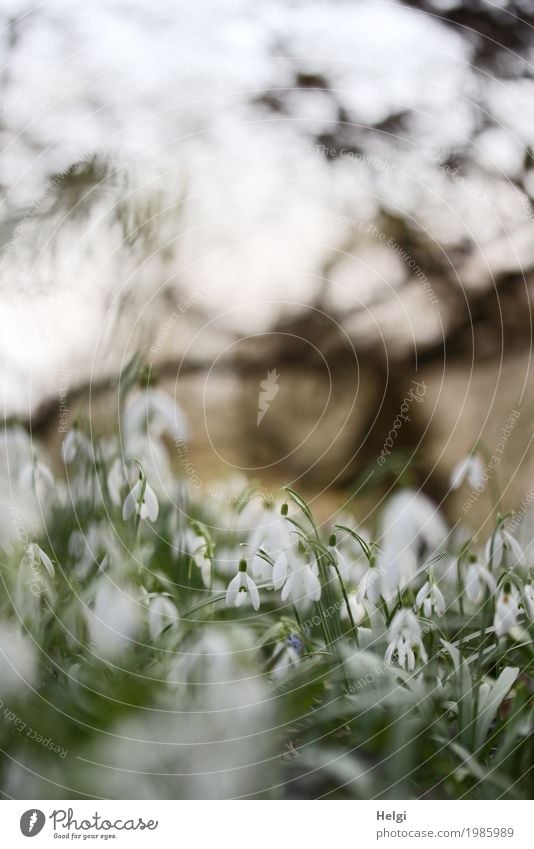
xmin=328 ymin=534 xmax=353 ymax=584
xmin=450 ymin=453 xmax=484 ymax=490
xmin=176 ymin=528 xmax=212 ymax=586
xmin=356 ymin=565 xmax=382 ymax=605
xmin=148 ymin=594 xmax=179 ymax=640
xmin=385 ymin=609 xmax=428 ymax=671
xmin=248 ymin=503 xmax=293 ymax=563
xmin=465 ymin=556 xmax=497 ymax=604
xmin=107 ymin=457 xmax=126 ymax=507
xmin=340 ymin=592 xmax=366 ymax=625
xmin=122 ymin=477 xmax=159 ymax=522
xmin=123 ymin=387 xmax=189 ymax=443
xmin=523 ymin=584 xmax=534 ymax=621
xmin=378 ymin=490 xmax=448 ymax=596
xmin=18 ymin=459 xmax=54 ymax=496
xmin=486 ymin=527 xmax=524 ymax=569
xmin=415 ymin=580 xmax=446 ymax=617
xmin=86 ymin=581 xmax=141 ymax=659
xmin=272 ymin=551 xmax=289 ymax=590
xmin=493 ymin=584 xmax=521 ymax=638
xmin=0 ymin=623 xmax=37 ymax=699
xmin=15 ymin=545 xmax=55 ymax=623
xmin=250 ymin=551 xmax=274 ymax=582
xmin=26 ymin=543 xmax=55 ymax=578
xmin=226 ymin=560 xmax=260 ymax=611
xmin=281 ymin=561 xmax=321 ymax=609
xmin=194 ymin=550 xmax=212 ymax=588
xmin=62 ymin=427 xmax=93 ymax=464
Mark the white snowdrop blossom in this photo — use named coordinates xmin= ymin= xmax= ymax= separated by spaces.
xmin=465 ymin=557 xmax=497 ymax=604
xmin=378 ymin=490 xmax=448 ymax=598
xmin=250 ymin=551 xmax=273 ymax=582
xmin=194 ymin=551 xmax=212 ymax=588
xmin=385 ymin=609 xmax=428 ymax=671
xmin=523 ymin=584 xmax=534 ymax=621
xmin=340 ymin=593 xmax=366 ymax=625
xmin=493 ymin=585 xmax=521 ymax=637
xmin=122 ymin=478 xmax=159 ymax=522
xmin=272 ymin=551 xmax=289 ymax=590
xmin=18 ymin=459 xmax=54 ymax=494
xmin=248 ymin=504 xmax=293 ymax=563
xmin=450 ymin=453 xmax=485 ymax=490
xmin=148 ymin=595 xmax=179 ymax=640
xmin=328 ymin=537 xmax=353 ymax=584
xmin=356 ymin=565 xmax=382 ymax=605
xmin=226 ymin=561 xmax=260 ymax=611
xmin=107 ymin=457 xmax=126 ymax=506
xmin=0 ymin=623 xmax=37 ymax=699
xmin=280 ymin=562 xmax=321 ymax=609
xmin=123 ymin=387 xmax=189 ymax=443
xmin=26 ymin=543 xmax=55 ymax=578
xmin=486 ymin=528 xmax=524 ymax=569
xmin=415 ymin=580 xmax=446 ymax=617
xmin=62 ymin=428 xmax=93 ymax=464
xmin=87 ymin=582 xmax=141 ymax=659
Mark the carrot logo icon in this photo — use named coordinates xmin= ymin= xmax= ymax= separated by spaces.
xmin=257 ymin=369 xmax=280 ymax=426
xmin=20 ymin=809 xmax=46 ymax=837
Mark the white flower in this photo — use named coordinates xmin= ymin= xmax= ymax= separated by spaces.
xmin=328 ymin=541 xmax=353 ymax=584
xmin=226 ymin=561 xmax=260 ymax=611
xmin=450 ymin=454 xmax=484 ymax=490
xmin=122 ymin=478 xmax=159 ymax=522
xmin=86 ymin=581 xmax=141 ymax=659
xmin=0 ymin=623 xmax=37 ymax=699
xmin=280 ymin=562 xmax=321 ymax=608
xmin=26 ymin=543 xmax=55 ymax=578
xmin=378 ymin=490 xmax=448 ymax=596
xmin=194 ymin=551 xmax=212 ymax=588
xmin=385 ymin=609 xmax=428 ymax=671
xmin=248 ymin=506 xmax=293 ymax=562
xmin=340 ymin=593 xmax=366 ymax=625
xmin=123 ymin=387 xmax=189 ymax=443
xmin=18 ymin=459 xmax=54 ymax=494
xmin=523 ymin=584 xmax=534 ymax=621
xmin=415 ymin=580 xmax=446 ymax=617
xmin=250 ymin=551 xmax=273 ymax=582
xmin=486 ymin=528 xmax=524 ymax=569
xmin=493 ymin=585 xmax=521 ymax=637
xmin=62 ymin=428 xmax=93 ymax=464
xmin=356 ymin=566 xmax=382 ymax=605
xmin=272 ymin=552 xmax=289 ymax=590
xmin=148 ymin=595 xmax=179 ymax=640
xmin=465 ymin=558 xmax=497 ymax=604
xmin=107 ymin=457 xmax=126 ymax=506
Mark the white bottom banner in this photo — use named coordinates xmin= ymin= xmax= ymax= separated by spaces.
xmin=0 ymin=800 xmax=531 ymax=847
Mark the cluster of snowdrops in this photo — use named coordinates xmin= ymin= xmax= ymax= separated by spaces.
xmin=0 ymin=385 xmax=533 ymax=798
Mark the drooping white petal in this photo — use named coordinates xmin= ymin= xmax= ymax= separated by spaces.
xmin=225 ymin=573 xmax=242 ymax=608
xmin=502 ymin=531 xmax=524 ymax=566
xmin=433 ymin=585 xmax=446 ymax=616
xmin=466 ymin=455 xmax=484 ymax=488
xmin=122 ymin=488 xmax=138 ymax=520
xmin=143 ymin=483 xmax=159 ymax=522
xmin=34 ymin=545 xmax=55 ymax=577
xmin=272 ymin=552 xmax=288 ymax=590
xmin=415 ymin=581 xmax=430 ymax=610
xmin=450 ymin=456 xmax=470 ymax=490
xmin=246 ymin=575 xmax=260 ymax=611
xmin=303 ymin=565 xmax=321 ymax=602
